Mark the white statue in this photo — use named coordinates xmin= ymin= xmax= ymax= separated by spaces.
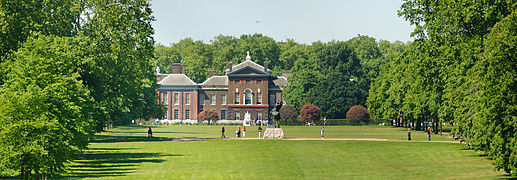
xmin=243 ymin=111 xmax=251 ymax=126
xmin=156 ymin=66 xmax=161 ymax=74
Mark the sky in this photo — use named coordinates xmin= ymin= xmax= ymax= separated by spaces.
xmin=150 ymin=0 xmax=414 ymax=46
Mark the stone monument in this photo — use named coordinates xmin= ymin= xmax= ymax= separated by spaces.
xmin=243 ymin=111 xmax=251 ymax=126
xmin=263 ymin=101 xmax=285 ymax=139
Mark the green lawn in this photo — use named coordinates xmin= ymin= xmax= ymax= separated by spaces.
xmin=92 ymin=125 xmax=453 ymax=141
xmin=60 ymin=125 xmax=512 ymax=179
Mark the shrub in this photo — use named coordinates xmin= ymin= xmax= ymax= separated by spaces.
xmin=346 ymin=105 xmax=370 ymax=125
xmin=198 ymin=110 xmax=219 ymax=124
xmin=300 ymin=104 xmax=321 ymax=124
xmin=280 ymin=105 xmax=298 ymax=124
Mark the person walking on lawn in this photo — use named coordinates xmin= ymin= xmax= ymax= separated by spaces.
xmin=148 ymin=127 xmax=153 ymax=138
xmin=427 ymin=127 xmax=432 ymax=141
xmin=243 ymin=126 xmax=246 ymax=137
xmin=408 ymin=128 xmax=411 ymax=141
xmin=236 ymin=126 xmax=241 ymax=137
xmin=258 ymin=126 xmax=262 ymax=138
xmin=221 ymin=124 xmax=226 ymax=138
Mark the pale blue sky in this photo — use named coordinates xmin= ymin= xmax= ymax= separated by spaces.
xmin=150 ymin=0 xmax=414 ymax=45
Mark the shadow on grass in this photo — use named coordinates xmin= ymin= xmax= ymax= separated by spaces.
xmin=91 ymin=134 xmax=172 ymax=143
xmin=61 ymin=148 xmax=182 ymax=178
xmin=496 ymin=174 xmax=517 ymax=180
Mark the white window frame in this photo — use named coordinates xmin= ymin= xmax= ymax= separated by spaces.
xmin=185 ymin=109 xmax=190 ymax=120
xmin=211 ymin=94 xmax=216 ymax=105
xmin=235 ymin=111 xmax=240 ymax=120
xmin=174 ymin=93 xmax=179 ymax=105
xmin=244 ymin=89 xmax=252 ymax=105
xmin=163 ymin=93 xmax=168 ymax=105
xmin=186 ymin=93 xmax=191 ymax=105
xmin=221 ymin=94 xmax=227 ymax=105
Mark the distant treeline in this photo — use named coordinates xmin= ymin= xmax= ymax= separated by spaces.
xmin=152 ymin=34 xmax=408 ymax=120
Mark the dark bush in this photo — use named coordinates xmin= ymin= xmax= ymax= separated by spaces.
xmin=300 ymin=104 xmax=321 ymax=124
xmin=346 ymin=105 xmax=370 ymax=125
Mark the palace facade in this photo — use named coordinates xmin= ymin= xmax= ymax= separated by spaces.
xmin=156 ymin=53 xmax=288 ymax=123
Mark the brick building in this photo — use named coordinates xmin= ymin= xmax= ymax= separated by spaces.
xmin=156 ymin=52 xmax=288 ymax=124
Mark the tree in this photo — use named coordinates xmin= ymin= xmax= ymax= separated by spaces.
xmin=198 ymin=110 xmax=219 ymax=124
xmin=396 ymin=0 xmax=516 ymax=174
xmin=300 ymin=104 xmax=321 ymax=124
xmin=346 ymin=105 xmax=370 ymax=125
xmin=0 ymin=0 xmax=81 ymax=63
xmin=0 ymin=35 xmax=95 ymax=178
xmin=308 ymin=41 xmax=367 ymax=119
xmin=80 ymin=0 xmax=162 ymax=130
xmin=280 ymin=105 xmax=298 ymax=125
xmin=474 ymin=11 xmax=517 ymax=174
xmin=152 ymin=43 xmax=181 ymax=74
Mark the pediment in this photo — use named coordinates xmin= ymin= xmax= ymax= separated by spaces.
xmin=228 ymin=66 xmax=268 ymax=75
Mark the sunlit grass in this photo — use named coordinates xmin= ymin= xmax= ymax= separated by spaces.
xmin=60 ymin=125 xmax=512 ymax=179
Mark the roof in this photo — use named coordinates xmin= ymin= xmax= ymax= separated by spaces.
xmin=200 ymin=76 xmax=228 ymax=86
xmin=158 ymin=74 xmax=197 ymax=86
xmin=227 ymin=52 xmax=272 ymax=74
xmin=271 ymin=76 xmax=288 ymax=87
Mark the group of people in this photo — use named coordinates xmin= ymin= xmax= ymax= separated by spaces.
xmin=220 ymin=125 xmax=263 ymax=138
xmin=407 ymin=127 xmax=433 ymax=141
xmin=148 ymin=125 xmax=433 ymax=141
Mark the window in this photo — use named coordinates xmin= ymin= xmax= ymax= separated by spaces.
xmin=174 ymin=109 xmax=179 ymax=120
xmin=246 ymin=80 xmax=250 ymax=84
xmin=270 ymin=94 xmax=276 ymax=105
xmin=257 ymin=112 xmax=262 ymax=120
xmin=164 ymin=109 xmax=168 ymax=119
xmin=162 ymin=93 xmax=168 ymax=105
xmin=235 ymin=92 xmax=240 ymax=104
xmin=235 ymin=111 xmax=240 ymax=120
xmin=174 ymin=93 xmax=179 ymax=105
xmin=185 ymin=109 xmax=190 ymax=120
xmin=221 ymin=94 xmax=227 ymax=105
xmin=185 ymin=93 xmax=191 ymax=105
xmin=200 ymin=94 xmax=205 ymax=105
xmin=235 ymin=80 xmax=240 ymax=85
xmin=245 ymin=89 xmax=252 ymax=105
xmin=257 ymin=80 xmax=262 ymax=84
xmin=211 ymin=94 xmax=216 ymax=105
xmin=221 ymin=110 xmax=226 ymax=120
xmin=257 ymin=93 xmax=262 ymax=104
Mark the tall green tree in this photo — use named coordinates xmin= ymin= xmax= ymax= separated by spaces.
xmin=476 ymin=12 xmax=517 ymax=174
xmin=0 ymin=35 xmax=94 ymax=178
xmin=80 ymin=0 xmax=161 ymax=129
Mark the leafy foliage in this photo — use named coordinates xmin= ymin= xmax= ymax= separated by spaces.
xmin=346 ymin=105 xmax=370 ymax=125
xmin=280 ymin=105 xmax=298 ymax=124
xmin=363 ymin=0 xmax=517 ymax=174
xmin=0 ymin=35 xmax=94 ymax=177
xmin=300 ymin=104 xmax=321 ymax=124
xmin=0 ymin=0 xmax=162 ymax=178
xmin=198 ymin=110 xmax=219 ymax=123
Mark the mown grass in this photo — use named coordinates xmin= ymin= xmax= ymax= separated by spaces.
xmin=92 ymin=125 xmax=453 ymax=141
xmin=60 ymin=125 xmax=513 ymax=179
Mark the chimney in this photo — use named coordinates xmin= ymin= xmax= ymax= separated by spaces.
xmin=282 ymin=71 xmax=292 ymax=79
xmin=182 ymin=64 xmax=186 ymax=74
xmin=171 ymin=63 xmax=181 ymax=74
xmin=226 ymin=61 xmax=232 ymax=72
xmin=263 ymin=61 xmax=268 ymax=72
xmin=208 ymin=70 xmax=215 ymax=78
